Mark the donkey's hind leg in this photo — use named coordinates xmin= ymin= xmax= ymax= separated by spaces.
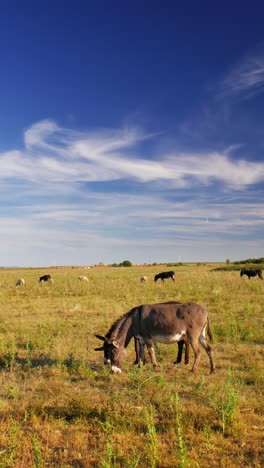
xmin=146 ymin=343 xmax=157 ymax=368
xmin=133 ymin=337 xmax=140 ymax=365
xmin=199 ymin=331 xmax=215 ymax=374
xmin=174 ymin=340 xmax=189 ymax=364
xmin=189 ymin=338 xmax=201 ymax=373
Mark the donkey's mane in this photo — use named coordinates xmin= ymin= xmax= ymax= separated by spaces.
xmin=106 ymin=306 xmax=139 ymax=341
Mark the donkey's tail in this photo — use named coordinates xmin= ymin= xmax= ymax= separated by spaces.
xmin=207 ymin=315 xmax=214 ymax=343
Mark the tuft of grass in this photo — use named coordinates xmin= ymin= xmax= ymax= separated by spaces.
xmin=32 ymin=436 xmax=44 ymax=468
xmin=171 ymin=393 xmax=189 ymax=468
xmin=144 ymin=404 xmax=159 ymax=468
xmin=210 ymin=368 xmax=240 ymax=435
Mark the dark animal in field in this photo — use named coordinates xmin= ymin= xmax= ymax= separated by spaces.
xmin=39 ymin=274 xmax=52 ymax=282
xmin=240 ymin=269 xmax=263 ymax=280
xmin=154 ymin=271 xmax=175 ymax=282
xmin=95 ymin=301 xmax=215 ymax=374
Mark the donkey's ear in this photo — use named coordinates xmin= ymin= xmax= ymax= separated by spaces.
xmin=95 ymin=334 xmax=105 ymax=341
xmin=112 ymin=340 xmax=119 ymax=348
xmin=94 ymin=346 xmax=105 ymax=351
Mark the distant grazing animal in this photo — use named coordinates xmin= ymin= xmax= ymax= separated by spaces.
xmin=240 ymin=268 xmax=263 ymax=280
xmin=95 ymin=301 xmax=215 ymax=374
xmin=16 ymin=278 xmax=25 ymax=287
xmin=78 ymin=275 xmax=89 ymax=282
xmin=39 ymin=274 xmax=52 ymax=283
xmin=140 ymin=276 xmax=147 ymax=283
xmin=154 ymin=271 xmax=175 ymax=283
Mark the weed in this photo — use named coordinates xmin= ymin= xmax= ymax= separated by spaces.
xmin=32 ymin=436 xmax=44 ymax=468
xmin=210 ymin=368 xmax=239 ymax=434
xmin=98 ymin=418 xmax=122 ymax=468
xmin=26 ymin=340 xmax=34 ymax=368
xmin=0 ymin=338 xmax=18 ymax=370
xmin=144 ymin=404 xmax=159 ymax=468
xmin=1 ymin=418 xmax=20 ymax=466
xmin=171 ymin=393 xmax=189 ymax=468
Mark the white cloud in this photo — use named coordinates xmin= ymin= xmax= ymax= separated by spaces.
xmin=24 ymin=119 xmax=60 ymax=148
xmin=0 ymin=119 xmax=263 ymax=266
xmin=1 ymin=119 xmax=264 ymax=189
xmin=219 ymin=48 xmax=264 ymax=98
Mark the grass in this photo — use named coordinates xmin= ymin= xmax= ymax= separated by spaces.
xmin=0 ymin=264 xmax=263 ymax=467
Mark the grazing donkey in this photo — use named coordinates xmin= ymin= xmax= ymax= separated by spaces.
xmin=95 ymin=301 xmax=215 ymax=374
xmin=240 ymin=268 xmax=263 ymax=280
xmin=39 ymin=274 xmax=52 ymax=283
xmin=97 ymin=301 xmax=190 ymax=367
xmin=132 ymin=301 xmax=190 ymax=365
xmin=154 ymin=271 xmax=175 ymax=282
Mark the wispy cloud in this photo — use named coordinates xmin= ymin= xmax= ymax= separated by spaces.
xmin=219 ymin=47 xmax=264 ymax=99
xmin=0 ymin=119 xmax=263 ymax=265
xmin=1 ymin=119 xmax=263 ymax=189
xmin=0 ymin=192 xmax=263 ymax=265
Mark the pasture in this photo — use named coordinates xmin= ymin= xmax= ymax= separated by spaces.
xmin=0 ymin=264 xmax=263 ymax=467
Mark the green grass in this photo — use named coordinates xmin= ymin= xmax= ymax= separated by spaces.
xmin=0 ymin=265 xmax=263 ymax=467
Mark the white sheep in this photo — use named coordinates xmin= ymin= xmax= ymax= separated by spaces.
xmin=16 ymin=278 xmax=25 ymax=287
xmin=78 ymin=275 xmax=89 ymax=282
xmin=140 ymin=276 xmax=147 ymax=283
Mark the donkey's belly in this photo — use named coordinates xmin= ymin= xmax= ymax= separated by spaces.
xmin=153 ymin=332 xmax=186 ymax=344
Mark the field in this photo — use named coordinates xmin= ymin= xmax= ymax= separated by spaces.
xmin=0 ymin=264 xmax=263 ymax=467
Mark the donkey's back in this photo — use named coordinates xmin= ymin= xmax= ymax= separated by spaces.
xmin=139 ymin=302 xmax=208 ymax=338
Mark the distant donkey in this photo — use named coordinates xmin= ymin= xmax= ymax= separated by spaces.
xmin=39 ymin=274 xmax=52 ymax=283
xmin=154 ymin=271 xmax=175 ymax=283
xmin=240 ymin=269 xmax=263 ymax=280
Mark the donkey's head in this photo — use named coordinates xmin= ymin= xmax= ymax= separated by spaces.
xmin=94 ymin=335 xmax=122 ymax=373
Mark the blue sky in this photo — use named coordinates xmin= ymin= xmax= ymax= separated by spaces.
xmin=0 ymin=1 xmax=264 ymax=266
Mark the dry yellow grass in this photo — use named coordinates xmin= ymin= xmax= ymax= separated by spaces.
xmin=0 ymin=264 xmax=263 ymax=467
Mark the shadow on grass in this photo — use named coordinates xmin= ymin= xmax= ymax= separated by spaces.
xmin=0 ymin=353 xmax=58 ymax=370
xmin=44 ymin=402 xmax=108 ymax=422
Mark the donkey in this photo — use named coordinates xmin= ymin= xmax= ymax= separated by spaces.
xmin=240 ymin=268 xmax=263 ymax=280
xmin=133 ymin=300 xmax=190 ymax=365
xmin=154 ymin=271 xmax=175 ymax=282
xmin=39 ymin=274 xmax=52 ymax=282
xmin=97 ymin=301 xmax=190 ymax=367
xmin=95 ymin=301 xmax=215 ymax=374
